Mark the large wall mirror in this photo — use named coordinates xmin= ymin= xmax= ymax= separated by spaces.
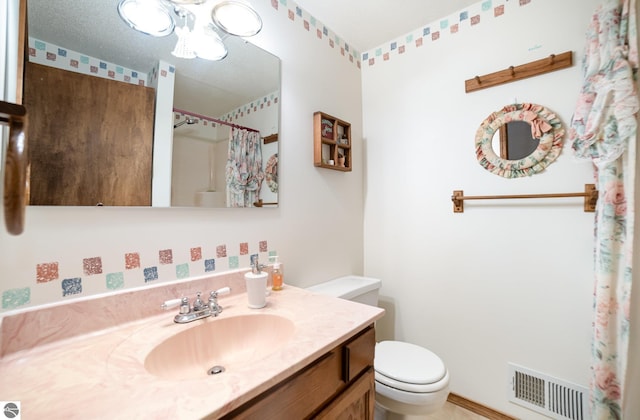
xmin=475 ymin=103 xmax=564 ymax=178
xmin=25 ymin=0 xmax=280 ymax=208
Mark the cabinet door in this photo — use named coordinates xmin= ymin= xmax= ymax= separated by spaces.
xmin=25 ymin=62 xmax=155 ymax=206
xmin=315 ymin=368 xmax=375 ymax=420
xmin=219 ymin=350 xmax=344 ymax=420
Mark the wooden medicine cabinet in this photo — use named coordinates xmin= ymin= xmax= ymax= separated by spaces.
xmin=314 ymin=111 xmax=352 ymax=172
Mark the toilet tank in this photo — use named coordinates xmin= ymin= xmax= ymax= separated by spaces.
xmin=307 ymin=275 xmax=381 ymax=306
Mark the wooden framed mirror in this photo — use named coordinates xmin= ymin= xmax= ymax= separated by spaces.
xmin=475 ymin=103 xmax=564 ymax=178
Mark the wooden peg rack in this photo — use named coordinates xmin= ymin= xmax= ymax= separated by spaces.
xmin=465 ymin=51 xmax=573 ymax=93
xmin=451 ymin=184 xmax=598 ymax=213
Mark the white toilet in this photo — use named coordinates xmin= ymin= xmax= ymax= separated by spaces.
xmin=307 ymin=275 xmax=450 ymax=420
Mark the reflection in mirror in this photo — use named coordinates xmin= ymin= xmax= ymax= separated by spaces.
xmin=25 ymin=0 xmax=280 ymax=208
xmin=491 ymin=121 xmax=540 ymax=160
xmin=475 ymin=103 xmax=564 ymax=178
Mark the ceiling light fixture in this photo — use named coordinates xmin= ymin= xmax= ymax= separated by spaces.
xmin=117 ymin=0 xmax=175 ymax=37
xmin=171 ymin=9 xmax=197 ymax=59
xmin=117 ymin=0 xmax=262 ymax=61
xmin=211 ymin=0 xmax=263 ymax=37
xmin=192 ymin=21 xmax=228 ymax=60
xmin=168 ymin=0 xmax=207 ymax=4
xmin=171 ymin=24 xmax=197 ymax=59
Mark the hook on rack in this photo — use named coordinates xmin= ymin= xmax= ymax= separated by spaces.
xmin=464 ymin=50 xmax=573 ymax=93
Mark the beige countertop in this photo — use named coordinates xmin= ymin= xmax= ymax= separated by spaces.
xmin=0 ymin=280 xmax=384 ymax=419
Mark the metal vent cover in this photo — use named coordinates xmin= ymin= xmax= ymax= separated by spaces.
xmin=508 ymin=363 xmax=588 ymax=420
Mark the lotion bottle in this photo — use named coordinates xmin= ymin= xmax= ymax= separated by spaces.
xmin=271 ymin=256 xmax=283 ymax=291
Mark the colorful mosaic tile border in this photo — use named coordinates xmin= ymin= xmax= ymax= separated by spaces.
xmin=270 ymin=0 xmax=360 ymax=68
xmin=2 ymin=241 xmax=273 ymax=310
xmin=174 ymin=90 xmax=280 ymax=128
xmin=362 ymin=0 xmax=533 ymax=67
xmin=220 ymin=91 xmax=280 ymax=123
xmin=28 ymin=37 xmax=150 ymax=86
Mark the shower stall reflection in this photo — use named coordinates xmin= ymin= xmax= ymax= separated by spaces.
xmin=171 ymin=111 xmax=277 ymax=208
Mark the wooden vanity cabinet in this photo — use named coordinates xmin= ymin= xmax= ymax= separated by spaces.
xmin=220 ymin=325 xmax=376 ymax=419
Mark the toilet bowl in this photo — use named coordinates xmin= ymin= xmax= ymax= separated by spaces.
xmin=307 ymin=276 xmax=449 ymax=419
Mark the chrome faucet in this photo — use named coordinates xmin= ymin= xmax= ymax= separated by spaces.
xmin=161 ymin=287 xmax=231 ymax=324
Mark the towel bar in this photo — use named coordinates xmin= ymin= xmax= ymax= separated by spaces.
xmin=451 ymin=184 xmax=598 ymax=213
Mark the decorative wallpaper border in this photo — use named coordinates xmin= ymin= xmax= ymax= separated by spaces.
xmin=174 ymin=90 xmax=280 ymax=129
xmin=2 ymin=242 xmax=277 ymax=310
xmin=220 ymin=91 xmax=280 ymax=123
xmin=362 ymin=0 xmax=533 ymax=67
xmin=28 ymin=37 xmax=151 ymax=86
xmin=269 ymin=0 xmax=361 ymax=68
xmin=268 ymin=0 xmax=534 ymax=69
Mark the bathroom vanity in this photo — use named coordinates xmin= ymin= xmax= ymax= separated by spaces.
xmin=222 ymin=326 xmax=376 ymax=419
xmin=0 ymin=273 xmax=383 ymax=419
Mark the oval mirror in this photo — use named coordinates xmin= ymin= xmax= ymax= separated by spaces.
xmin=476 ymin=103 xmax=564 ymax=178
xmin=491 ymin=120 xmax=540 ymax=160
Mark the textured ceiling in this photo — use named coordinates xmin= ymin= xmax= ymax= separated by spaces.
xmin=27 ymin=0 xmax=280 ymax=118
xmin=27 ymin=0 xmax=479 ymax=117
xmin=293 ymin=0 xmax=479 ymax=52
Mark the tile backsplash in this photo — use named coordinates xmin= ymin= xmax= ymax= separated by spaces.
xmin=2 ymin=240 xmax=274 ymax=312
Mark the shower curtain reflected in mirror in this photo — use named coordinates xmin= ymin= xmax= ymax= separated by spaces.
xmin=225 ymin=127 xmax=264 ymax=207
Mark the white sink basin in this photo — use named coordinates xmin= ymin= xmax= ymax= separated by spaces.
xmin=144 ymin=314 xmax=295 ymax=380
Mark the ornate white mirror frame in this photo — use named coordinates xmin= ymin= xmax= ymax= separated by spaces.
xmin=475 ymin=103 xmax=565 ymax=178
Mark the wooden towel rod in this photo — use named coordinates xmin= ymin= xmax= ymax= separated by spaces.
xmin=451 ymin=184 xmax=598 ymax=213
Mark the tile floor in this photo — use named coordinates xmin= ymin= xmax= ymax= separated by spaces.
xmin=424 ymin=402 xmax=490 ymax=419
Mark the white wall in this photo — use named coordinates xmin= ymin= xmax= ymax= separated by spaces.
xmin=361 ymin=0 xmax=640 ymax=418
xmin=0 ymin=0 xmax=363 ymax=309
xmin=6 ymin=0 xmax=639 ymax=417
xmin=151 ymin=60 xmax=176 ymax=207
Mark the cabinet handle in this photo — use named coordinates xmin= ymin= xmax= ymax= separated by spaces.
xmin=0 ymin=100 xmax=28 ymax=235
xmin=342 ymin=346 xmax=351 ymax=383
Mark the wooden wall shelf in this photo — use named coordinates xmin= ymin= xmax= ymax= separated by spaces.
xmin=313 ymin=111 xmax=352 ymax=171
xmin=465 ymin=51 xmax=573 ymax=93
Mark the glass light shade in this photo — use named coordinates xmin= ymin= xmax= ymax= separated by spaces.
xmin=193 ymin=25 xmax=228 ymax=61
xmin=171 ymin=25 xmax=197 ymax=59
xmin=167 ymin=0 xmax=206 ymax=4
xmin=211 ymin=1 xmax=263 ymax=37
xmin=117 ymin=0 xmax=175 ymax=37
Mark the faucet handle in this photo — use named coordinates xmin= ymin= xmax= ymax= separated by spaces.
xmin=211 ymin=286 xmax=231 ymax=297
xmin=162 ymin=297 xmax=190 ymax=314
xmin=161 ymin=298 xmax=183 ymax=310
xmin=179 ymin=297 xmax=190 ymax=314
xmin=208 ymin=287 xmax=231 ymax=316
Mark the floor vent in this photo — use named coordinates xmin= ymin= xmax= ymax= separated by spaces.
xmin=508 ymin=363 xmax=588 ymax=420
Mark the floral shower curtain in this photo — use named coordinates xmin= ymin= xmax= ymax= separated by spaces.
xmin=225 ymin=127 xmax=264 ymax=207
xmin=570 ymin=0 xmax=638 ymax=418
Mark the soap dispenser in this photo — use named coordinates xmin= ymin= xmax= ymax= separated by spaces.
xmin=245 ymin=256 xmax=268 ymax=308
xmin=271 ymin=256 xmax=283 ymax=291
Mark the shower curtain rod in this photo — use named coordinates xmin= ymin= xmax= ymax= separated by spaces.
xmin=173 ymin=107 xmax=259 ymax=133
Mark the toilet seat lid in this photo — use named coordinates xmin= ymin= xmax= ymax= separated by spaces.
xmin=375 ymin=340 xmax=446 ymax=385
